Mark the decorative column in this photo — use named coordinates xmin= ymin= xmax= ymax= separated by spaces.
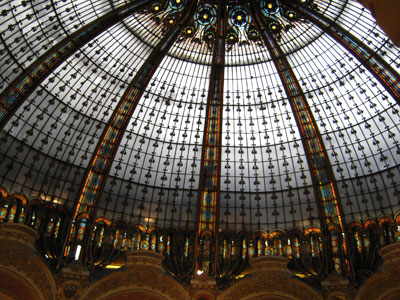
xmin=61 ymin=1 xmax=199 ymax=266
xmin=249 ymin=0 xmax=351 ymax=276
xmin=195 ymin=0 xmax=227 ymax=277
xmin=285 ymin=0 xmax=400 ymax=103
xmin=0 ymin=0 xmax=155 ymax=130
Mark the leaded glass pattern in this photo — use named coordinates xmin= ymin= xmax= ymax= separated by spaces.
xmin=0 ymin=0 xmax=399 ymax=245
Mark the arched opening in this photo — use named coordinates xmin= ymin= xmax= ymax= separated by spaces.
xmin=0 ymin=269 xmax=41 ymax=300
xmin=101 ymin=290 xmax=167 ymax=300
xmin=382 ymin=290 xmax=400 ymax=300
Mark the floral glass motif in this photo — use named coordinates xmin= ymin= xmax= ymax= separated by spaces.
xmin=77 ymin=218 xmax=87 ymax=241
xmin=7 ymin=205 xmax=16 ymax=223
xmin=0 ymin=206 xmax=7 ymax=222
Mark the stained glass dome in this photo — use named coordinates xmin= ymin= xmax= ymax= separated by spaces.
xmin=0 ymin=0 xmax=399 ymax=286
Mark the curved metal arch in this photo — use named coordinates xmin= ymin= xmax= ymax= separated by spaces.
xmin=249 ymin=0 xmax=352 ymax=277
xmin=59 ymin=0 xmax=200 ymax=267
xmin=195 ymin=0 xmax=228 ymax=276
xmin=0 ymin=0 xmax=156 ymax=131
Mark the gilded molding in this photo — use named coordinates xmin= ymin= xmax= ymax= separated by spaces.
xmin=355 ymin=243 xmax=400 ymax=300
xmin=80 ymin=251 xmax=190 ymax=300
xmin=0 ymin=224 xmax=57 ymax=300
xmin=217 ymin=256 xmax=322 ymax=300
